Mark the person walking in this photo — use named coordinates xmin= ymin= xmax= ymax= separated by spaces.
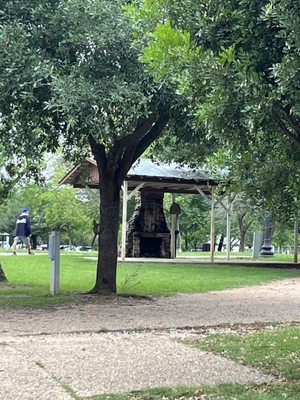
xmin=11 ymin=208 xmax=33 ymax=255
xmin=91 ymin=220 xmax=100 ymax=250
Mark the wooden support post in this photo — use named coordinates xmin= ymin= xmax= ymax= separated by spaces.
xmin=121 ymin=180 xmax=128 ymax=261
xmin=210 ymin=187 xmax=215 ymax=262
xmin=226 ymin=198 xmax=231 ymax=260
xmin=294 ymin=218 xmax=298 ymax=264
xmin=170 ymin=194 xmax=176 ymax=259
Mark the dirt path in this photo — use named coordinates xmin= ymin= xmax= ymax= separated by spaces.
xmin=1 ymin=277 xmax=300 ymax=400
xmin=2 ymin=276 xmax=300 ymax=336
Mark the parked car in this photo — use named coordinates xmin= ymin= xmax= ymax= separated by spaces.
xmin=76 ymin=246 xmax=93 ymax=252
xmin=38 ymin=243 xmax=48 ymax=250
xmin=60 ymin=245 xmax=76 ymax=251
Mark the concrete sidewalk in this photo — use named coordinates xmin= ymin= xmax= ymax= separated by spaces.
xmin=1 ymin=277 xmax=300 ymax=399
xmin=0 ymin=331 xmax=275 ymax=400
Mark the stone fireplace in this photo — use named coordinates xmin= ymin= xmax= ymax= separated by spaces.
xmin=126 ymin=191 xmax=171 ymax=258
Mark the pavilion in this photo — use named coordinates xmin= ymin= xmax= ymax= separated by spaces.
xmin=60 ymin=158 xmax=232 ymax=261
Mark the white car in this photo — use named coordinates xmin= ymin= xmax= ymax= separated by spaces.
xmin=76 ymin=246 xmax=93 ymax=252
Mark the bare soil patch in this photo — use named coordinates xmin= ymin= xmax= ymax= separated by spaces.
xmin=1 ymin=277 xmax=300 ymax=336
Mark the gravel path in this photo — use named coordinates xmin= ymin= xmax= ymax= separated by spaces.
xmin=1 ymin=276 xmax=300 ymax=399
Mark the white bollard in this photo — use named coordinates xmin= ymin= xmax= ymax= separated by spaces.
xmin=48 ymin=231 xmax=60 ymax=295
xmin=252 ymin=231 xmax=261 ymax=259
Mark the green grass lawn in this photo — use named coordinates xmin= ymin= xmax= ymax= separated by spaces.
xmin=192 ymin=324 xmax=300 ymax=381
xmin=0 ymin=253 xmax=299 ymax=307
xmin=91 ymin=384 xmax=300 ymax=400
xmin=91 ymin=383 xmax=300 ymax=400
xmin=117 ymin=262 xmax=299 ymax=295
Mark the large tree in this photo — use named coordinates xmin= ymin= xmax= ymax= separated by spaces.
xmin=0 ymin=0 xmax=179 ymax=293
xmin=128 ymin=0 xmax=300 ymax=148
xmin=127 ymin=0 xmax=300 ymax=219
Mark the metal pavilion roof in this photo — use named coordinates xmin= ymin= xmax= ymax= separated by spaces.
xmin=59 ymin=157 xmax=219 ymax=195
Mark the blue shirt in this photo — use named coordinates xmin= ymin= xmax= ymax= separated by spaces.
xmin=15 ymin=213 xmax=31 ymax=237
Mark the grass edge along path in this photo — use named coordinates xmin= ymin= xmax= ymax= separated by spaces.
xmin=188 ymin=323 xmax=300 ymax=381
xmin=0 ymin=254 xmax=299 ymax=307
xmin=85 ymin=324 xmax=300 ymax=400
xmin=86 ymin=383 xmax=300 ymax=400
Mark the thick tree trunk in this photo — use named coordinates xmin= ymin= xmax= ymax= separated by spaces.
xmin=89 ymin=170 xmax=121 ymax=294
xmin=87 ymin=112 xmax=169 ymax=294
xmin=218 ymin=233 xmax=224 ymax=252
xmin=237 ymin=212 xmax=252 ymax=253
xmin=239 ymin=232 xmax=246 ymax=252
xmin=31 ymin=234 xmax=37 ymax=250
xmin=184 ymin=236 xmax=188 ymax=251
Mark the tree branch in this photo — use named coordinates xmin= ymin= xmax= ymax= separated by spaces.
xmin=132 ymin=113 xmax=169 ymax=163
xmin=101 ymin=115 xmax=155 ymax=178
xmin=112 ymin=113 xmax=164 ymax=185
xmin=272 ymin=104 xmax=300 ymax=146
xmin=88 ymin=134 xmax=107 ymax=171
xmin=115 ymin=112 xmax=169 ymax=185
xmin=279 ymin=105 xmax=300 ymax=137
xmin=120 ymin=114 xmax=157 ymax=148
